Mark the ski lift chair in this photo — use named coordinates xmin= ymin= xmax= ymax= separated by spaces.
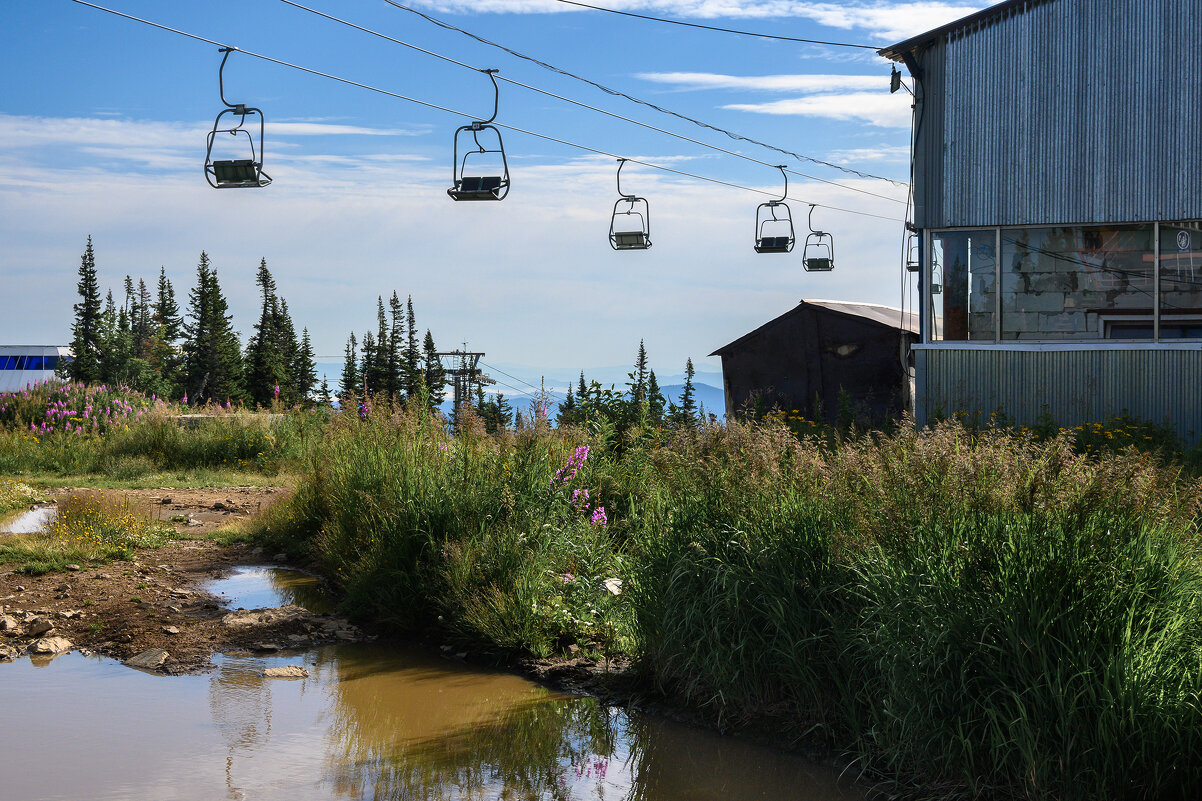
xmin=754 ymin=166 xmax=794 ymax=253
xmin=448 ymin=69 xmax=510 ymax=201
xmin=204 ymin=48 xmax=271 ymax=189
xmin=802 ymin=205 xmax=835 ymax=271
xmin=609 ymin=159 xmax=651 ymax=250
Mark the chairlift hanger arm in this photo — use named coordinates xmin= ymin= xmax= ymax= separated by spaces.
xmin=472 ymin=68 xmax=500 ymax=128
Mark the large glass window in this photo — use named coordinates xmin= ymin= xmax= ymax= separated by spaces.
xmin=1159 ymin=225 xmax=1202 ymax=340
xmin=930 ymin=230 xmax=996 ymax=341
xmin=1000 ymin=225 xmax=1153 ymax=340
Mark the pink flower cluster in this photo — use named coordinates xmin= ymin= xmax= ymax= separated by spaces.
xmin=551 ymin=445 xmax=589 ymax=487
xmin=1 ymin=381 xmax=168 ymax=437
xmin=573 ymin=757 xmax=609 ymax=780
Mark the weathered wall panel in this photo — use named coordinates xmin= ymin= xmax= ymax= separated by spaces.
xmin=913 ymin=0 xmax=1202 ymax=229
xmin=916 ymin=346 xmax=1202 ymax=442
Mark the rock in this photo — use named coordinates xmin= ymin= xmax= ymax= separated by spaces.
xmin=167 ymin=605 xmax=182 ymax=613
xmin=0 ymin=615 xmax=18 ymax=633
xmin=212 ymin=502 xmax=226 ymax=511
xmin=55 ymin=583 xmax=71 ymax=592
xmin=97 ymin=573 xmax=111 ymax=580
xmin=31 ymin=636 xmax=72 ymax=654
xmin=567 ymin=643 xmax=581 ymax=655
xmin=252 ymin=642 xmax=281 ymax=652
xmin=160 ymin=497 xmax=172 ymax=504
xmin=186 ymin=517 xmax=203 ymax=527
xmin=65 ymin=564 xmax=81 ymax=572
xmin=162 ymin=626 xmax=180 ymax=635
xmin=126 ymin=648 xmax=168 ymax=669
xmin=272 ymin=553 xmax=288 ymax=562
xmin=262 ymin=665 xmax=308 ymax=679
xmin=170 ymin=589 xmax=192 ymax=598
xmin=59 ymin=610 xmax=81 ymax=619
xmin=28 ymin=618 xmax=55 ymax=636
xmin=222 ymin=606 xmax=311 ymax=627
xmin=0 ymin=644 xmax=18 ymax=661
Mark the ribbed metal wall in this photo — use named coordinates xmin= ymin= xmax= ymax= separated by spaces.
xmin=916 ymin=347 xmax=1202 ymax=442
xmin=913 ymin=0 xmax=1202 ymax=228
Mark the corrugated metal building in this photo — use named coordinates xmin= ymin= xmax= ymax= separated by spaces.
xmin=711 ymin=300 xmax=918 ymax=425
xmin=881 ymin=0 xmax=1202 ymax=441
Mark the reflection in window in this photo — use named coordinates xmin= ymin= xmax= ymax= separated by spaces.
xmin=1001 ymin=226 xmax=1153 ymax=340
xmin=1160 ymin=226 xmax=1202 ymax=340
xmin=930 ymin=230 xmax=995 ymax=341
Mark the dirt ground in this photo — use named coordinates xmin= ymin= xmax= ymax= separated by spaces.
xmin=0 ymin=486 xmax=371 ymax=673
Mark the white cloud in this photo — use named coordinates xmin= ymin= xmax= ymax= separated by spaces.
xmin=410 ymin=1 xmax=990 ymax=42
xmin=725 ymin=91 xmax=912 ymax=128
xmin=826 ymin=145 xmax=911 ymax=163
xmin=636 ymin=72 xmax=887 ymax=92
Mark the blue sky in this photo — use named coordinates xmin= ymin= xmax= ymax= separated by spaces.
xmin=0 ymin=0 xmax=989 ymax=393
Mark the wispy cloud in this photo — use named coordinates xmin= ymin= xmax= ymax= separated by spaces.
xmin=410 ymin=1 xmax=989 ymax=42
xmin=636 ymin=72 xmax=887 ymax=92
xmin=827 ymin=145 xmax=910 ymax=163
xmin=725 ymin=91 xmax=911 ymax=128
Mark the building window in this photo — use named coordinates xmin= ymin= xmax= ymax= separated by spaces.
xmin=1000 ymin=225 xmax=1154 ymax=341
xmin=930 ymin=229 xmax=995 ymax=341
xmin=1160 ymin=225 xmax=1202 ymax=340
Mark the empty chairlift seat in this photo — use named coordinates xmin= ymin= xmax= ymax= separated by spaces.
xmin=449 ymin=175 xmax=506 ymax=201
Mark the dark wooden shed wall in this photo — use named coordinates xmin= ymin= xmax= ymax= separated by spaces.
xmin=716 ymin=305 xmax=913 ymax=425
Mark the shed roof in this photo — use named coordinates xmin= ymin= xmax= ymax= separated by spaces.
xmin=878 ymin=0 xmax=1051 ymax=61
xmin=710 ymin=299 xmax=918 ymax=356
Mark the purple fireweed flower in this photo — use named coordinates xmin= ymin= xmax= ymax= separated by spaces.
xmin=590 ymin=507 xmax=607 ymax=527
xmin=563 ymin=573 xmax=574 ymax=584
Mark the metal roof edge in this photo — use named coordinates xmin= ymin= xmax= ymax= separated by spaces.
xmin=710 ymin=299 xmax=916 ymax=356
xmin=878 ymin=0 xmax=1042 ymax=60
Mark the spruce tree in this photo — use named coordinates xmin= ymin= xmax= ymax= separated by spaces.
xmin=556 ymin=385 xmax=578 ymax=427
xmin=679 ymin=358 xmax=697 ymax=423
xmin=66 ymin=236 xmax=103 ymax=383
xmin=339 ymin=333 xmax=359 ymax=403
xmin=387 ymin=292 xmax=404 ymax=400
xmin=422 ymin=330 xmax=446 ymax=413
xmin=646 ymin=369 xmax=665 ymax=424
xmin=245 ymin=258 xmax=284 ymax=407
xmin=275 ymin=298 xmax=300 ymax=402
xmin=359 ymin=331 xmax=376 ymax=396
xmin=183 ymin=253 xmax=245 ymax=405
xmin=402 ymin=296 xmax=423 ymax=400
xmin=152 ymin=266 xmax=184 ymax=397
xmin=293 ymin=327 xmax=317 ymax=404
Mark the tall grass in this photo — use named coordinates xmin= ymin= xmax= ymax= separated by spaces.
xmin=251 ymin=411 xmax=1202 ymax=799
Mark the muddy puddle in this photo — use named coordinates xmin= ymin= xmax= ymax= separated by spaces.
xmin=204 ymin=565 xmax=334 ymax=613
xmin=0 ymin=505 xmax=56 ymax=534
xmin=0 ymin=568 xmax=867 ymax=801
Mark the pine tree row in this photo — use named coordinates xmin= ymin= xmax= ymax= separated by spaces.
xmin=337 ymin=293 xmax=446 ymax=413
xmin=64 ymin=237 xmax=317 ymax=407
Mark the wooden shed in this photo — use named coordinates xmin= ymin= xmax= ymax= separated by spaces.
xmin=710 ymin=300 xmax=919 ymax=425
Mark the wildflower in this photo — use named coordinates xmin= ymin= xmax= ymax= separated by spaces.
xmin=563 ymin=573 xmax=575 ymax=584
xmin=590 ymin=506 xmax=607 ymax=527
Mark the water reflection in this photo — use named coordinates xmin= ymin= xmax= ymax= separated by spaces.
xmin=316 ymin=644 xmax=863 ymax=801
xmin=204 ymin=566 xmax=333 ymax=613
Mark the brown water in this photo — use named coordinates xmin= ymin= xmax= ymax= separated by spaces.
xmin=0 ymin=569 xmax=867 ymax=801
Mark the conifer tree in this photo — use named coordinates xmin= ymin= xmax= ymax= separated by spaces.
xmin=556 ymin=385 xmax=578 ymax=427
xmin=182 ymin=252 xmax=246 ymax=405
xmin=66 ymin=236 xmax=103 ymax=384
xmin=359 ymin=331 xmax=376 ymax=396
xmin=387 ymin=292 xmax=404 ymax=400
xmin=422 ymin=330 xmax=446 ymax=413
xmin=293 ymin=327 xmax=317 ymax=404
xmin=363 ymin=297 xmax=389 ymax=397
xmin=245 ymin=259 xmax=286 ymax=406
xmin=402 ymin=296 xmax=423 ymax=401
xmin=679 ymin=357 xmax=697 ymax=422
xmin=132 ymin=279 xmax=154 ymax=361
xmin=152 ymin=266 xmax=184 ymax=396
xmin=339 ymin=333 xmax=359 ymax=403
xmin=646 ymin=369 xmax=665 ymax=424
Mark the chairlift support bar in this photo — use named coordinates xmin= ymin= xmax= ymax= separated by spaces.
xmin=205 ymin=47 xmax=271 ymax=189
xmin=754 ymin=165 xmax=794 ymax=253
xmin=802 ymin=204 xmax=835 ymax=272
xmin=610 ymin=158 xmax=651 ymax=250
xmin=448 ymin=68 xmax=510 ymax=201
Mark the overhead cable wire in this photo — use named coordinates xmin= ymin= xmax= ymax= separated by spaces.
xmin=480 ymin=361 xmax=568 ymax=401
xmin=553 ymin=0 xmax=879 ymax=49
xmin=64 ymin=0 xmax=902 ymax=222
xmin=279 ymin=0 xmax=904 ymax=204
xmin=383 ymin=0 xmax=908 ymax=187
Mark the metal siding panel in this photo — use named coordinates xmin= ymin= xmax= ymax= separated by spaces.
xmin=917 ymin=348 xmax=1202 ymax=442
xmin=917 ymin=0 xmax=1202 ymax=228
